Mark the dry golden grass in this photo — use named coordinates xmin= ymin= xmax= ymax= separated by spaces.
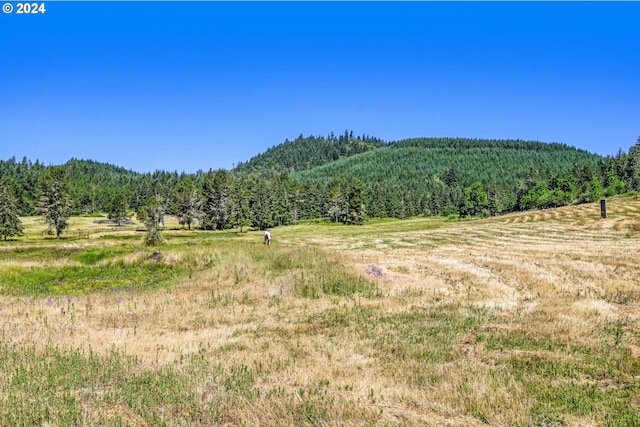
xmin=1 ymin=197 xmax=639 ymax=425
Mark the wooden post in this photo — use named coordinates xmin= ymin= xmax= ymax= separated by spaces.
xmin=600 ymin=199 xmax=607 ymax=219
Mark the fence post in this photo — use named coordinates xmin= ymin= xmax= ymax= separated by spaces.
xmin=600 ymin=199 xmax=607 ymax=219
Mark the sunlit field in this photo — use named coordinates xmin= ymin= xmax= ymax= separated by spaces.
xmin=1 ymin=197 xmax=639 ymax=426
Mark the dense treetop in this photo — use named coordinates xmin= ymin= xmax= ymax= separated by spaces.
xmin=233 ymin=131 xmax=386 ymax=176
xmin=296 ymin=137 xmax=601 ymax=188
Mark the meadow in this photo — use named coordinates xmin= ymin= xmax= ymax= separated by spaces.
xmin=0 ymin=197 xmax=639 ymax=426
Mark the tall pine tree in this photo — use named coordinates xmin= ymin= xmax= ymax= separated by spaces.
xmin=172 ymin=177 xmax=202 ymax=230
xmin=0 ymin=178 xmax=24 ymax=240
xmin=36 ymin=167 xmax=71 ymax=239
xmin=346 ymin=178 xmax=366 ymax=224
xmin=202 ymin=170 xmax=233 ymax=230
xmin=628 ymin=137 xmax=640 ymax=191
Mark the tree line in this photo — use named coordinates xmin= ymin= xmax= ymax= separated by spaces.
xmin=1 ymin=135 xmax=639 ymax=241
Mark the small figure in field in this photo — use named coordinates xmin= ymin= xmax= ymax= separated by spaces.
xmin=264 ymin=230 xmax=272 ymax=245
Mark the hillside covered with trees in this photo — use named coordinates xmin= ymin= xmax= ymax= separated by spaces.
xmin=295 ymin=137 xmax=606 ymax=218
xmin=0 ymin=133 xmax=638 ymax=239
xmin=233 ymin=131 xmax=386 ymax=176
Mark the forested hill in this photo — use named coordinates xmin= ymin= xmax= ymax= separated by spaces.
xmin=233 ymin=131 xmax=386 ymax=176
xmin=296 ymin=137 xmax=601 ymax=188
xmin=390 ymin=137 xmax=594 ymax=153
xmin=63 ymin=158 xmax=187 ymax=213
xmin=2 ymin=135 xmax=636 ymax=231
xmin=0 ymin=157 xmax=184 ymax=214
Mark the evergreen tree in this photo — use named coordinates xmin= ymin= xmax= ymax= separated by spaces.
xmin=299 ymin=181 xmax=326 ymax=220
xmin=271 ymin=173 xmax=293 ymax=226
xmin=250 ymin=177 xmax=275 ymax=230
xmin=444 ymin=166 xmax=461 ymax=188
xmin=202 ymin=170 xmax=233 ymax=230
xmin=287 ymin=181 xmax=305 ymax=223
xmin=230 ymin=178 xmax=251 ymax=232
xmin=36 ymin=166 xmax=71 ymax=239
xmin=172 ymin=177 xmax=202 ymax=230
xmin=366 ymin=183 xmax=387 ymax=218
xmin=628 ymin=137 xmax=640 ymax=190
xmin=105 ymin=188 xmax=130 ymax=225
xmin=425 ymin=176 xmax=447 ymax=216
xmin=446 ymin=186 xmax=465 ymax=216
xmin=327 ymin=178 xmax=348 ymax=223
xmin=346 ymin=178 xmax=366 ymax=224
xmin=0 ymin=178 xmax=24 ymax=240
xmin=386 ymin=186 xmax=408 ymax=219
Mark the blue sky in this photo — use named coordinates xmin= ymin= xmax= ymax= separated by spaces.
xmin=1 ymin=1 xmax=639 ymax=173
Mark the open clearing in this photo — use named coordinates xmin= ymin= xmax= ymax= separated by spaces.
xmin=1 ymin=197 xmax=639 ymax=426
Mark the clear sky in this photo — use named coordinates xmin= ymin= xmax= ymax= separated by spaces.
xmin=1 ymin=1 xmax=638 ymax=173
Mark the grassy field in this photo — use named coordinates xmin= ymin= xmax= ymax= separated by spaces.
xmin=1 ymin=198 xmax=639 ymax=426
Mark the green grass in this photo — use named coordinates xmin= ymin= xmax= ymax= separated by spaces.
xmin=75 ymin=247 xmax=125 ymax=265
xmin=0 ymin=340 xmax=253 ymax=426
xmin=293 ymin=272 xmax=380 ymax=299
xmin=0 ymin=343 xmax=138 ymax=426
xmin=308 ymin=304 xmax=488 ymax=378
xmin=0 ymin=245 xmax=79 ymax=262
xmin=474 ymin=325 xmax=640 ymax=426
xmin=0 ymin=262 xmax=180 ymax=295
xmin=304 ymin=302 xmax=640 ymax=425
xmin=496 ymin=338 xmax=640 ymax=426
xmin=0 ymin=338 xmax=383 ymax=426
xmin=0 ymin=231 xmax=241 ymax=295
